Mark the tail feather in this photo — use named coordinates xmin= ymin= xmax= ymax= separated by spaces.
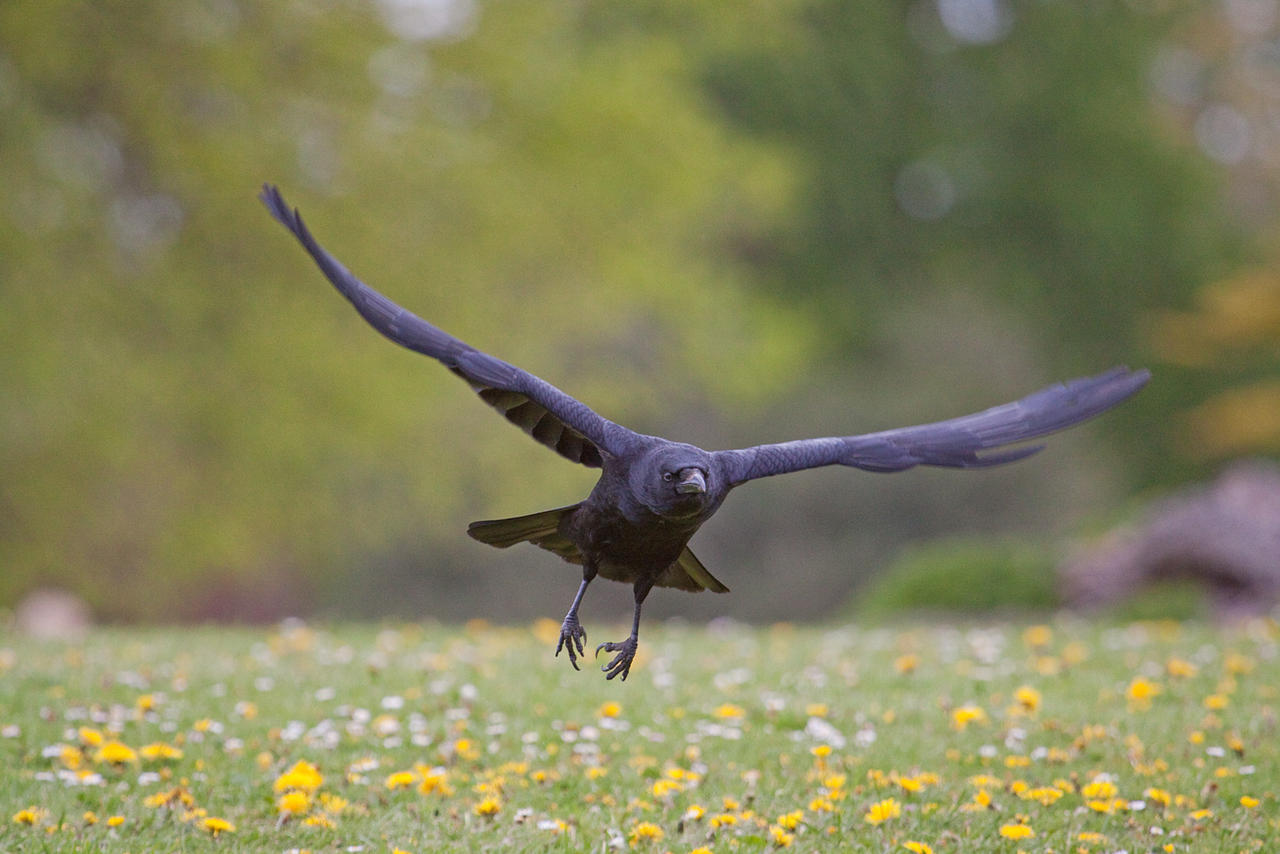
xmin=467 ymin=504 xmax=583 ymax=563
xmin=675 ymin=548 xmax=730 ymax=593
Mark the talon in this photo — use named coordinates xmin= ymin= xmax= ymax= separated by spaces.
xmin=595 ymin=638 xmax=637 ymax=681
xmin=556 ymin=617 xmax=587 ymax=672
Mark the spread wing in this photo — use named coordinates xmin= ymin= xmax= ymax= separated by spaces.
xmin=714 ymin=366 xmax=1150 ymax=486
xmin=260 ymin=185 xmax=636 ymax=467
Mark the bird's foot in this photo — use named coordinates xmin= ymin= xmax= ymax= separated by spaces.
xmin=555 ymin=615 xmax=587 ymax=670
xmin=595 ymin=636 xmax=638 ymax=681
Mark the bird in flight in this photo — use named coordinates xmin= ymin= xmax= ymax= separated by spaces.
xmin=260 ymin=184 xmax=1150 ymax=681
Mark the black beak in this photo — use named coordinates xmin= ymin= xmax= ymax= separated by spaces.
xmin=675 ymin=468 xmax=706 ymax=495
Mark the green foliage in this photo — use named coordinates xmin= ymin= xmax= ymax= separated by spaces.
xmin=855 ymin=537 xmax=1059 ymax=618
xmin=0 ymin=0 xmax=810 ymax=619
xmin=1104 ymin=579 xmax=1208 ymax=623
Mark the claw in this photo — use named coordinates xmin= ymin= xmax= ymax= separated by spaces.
xmin=595 ymin=638 xmax=638 ymax=681
xmin=556 ymin=617 xmax=587 ymax=671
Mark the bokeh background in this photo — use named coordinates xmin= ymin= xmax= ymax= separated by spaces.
xmin=4 ymin=0 xmax=1279 ymax=626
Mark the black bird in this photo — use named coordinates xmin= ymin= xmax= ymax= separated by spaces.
xmin=260 ymin=184 xmax=1150 ymax=681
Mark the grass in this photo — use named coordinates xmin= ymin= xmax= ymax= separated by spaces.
xmin=0 ymin=616 xmax=1276 ymax=852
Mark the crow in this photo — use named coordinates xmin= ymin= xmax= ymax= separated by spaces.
xmin=260 ymin=184 xmax=1150 ymax=680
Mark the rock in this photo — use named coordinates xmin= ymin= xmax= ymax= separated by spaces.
xmin=1060 ymin=460 xmax=1280 ymax=620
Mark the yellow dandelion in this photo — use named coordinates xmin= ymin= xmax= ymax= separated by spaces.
xmin=769 ymin=825 xmax=795 ymax=847
xmin=811 ymin=744 xmax=832 ymax=759
xmin=1224 ymin=651 xmax=1255 ymax=674
xmin=690 ymin=848 xmax=714 ymax=854
xmin=83 ymin=811 xmax=98 ymax=825
xmin=809 ymin=796 xmax=835 ymax=813
xmin=903 ymin=843 xmax=934 ymax=854
xmin=1046 ymin=746 xmax=1073 ymax=763
xmin=473 ymin=797 xmax=501 ymax=818
xmin=1166 ymin=657 xmax=1198 ymax=678
xmin=1021 ymin=786 xmax=1063 ymax=805
xmin=713 ymin=703 xmax=745 ymax=719
xmin=303 ymin=813 xmax=336 ymax=828
xmin=140 ymin=742 xmax=183 ymax=761
xmin=418 ymin=767 xmax=452 ymax=796
xmin=598 ymin=701 xmax=622 ymax=718
xmin=1081 ymin=778 xmax=1118 ymax=799
xmin=453 ymin=737 xmax=480 ymax=761
xmin=385 ymin=770 xmax=417 ymax=790
xmin=1203 ymin=693 xmax=1229 ymax=710
xmin=58 ymin=745 xmax=84 ymax=769
xmin=805 ymin=703 xmax=829 ymax=717
xmin=651 ymin=778 xmax=682 ymax=798
xmin=274 ymin=759 xmax=323 ymax=792
xmin=683 ymin=804 xmax=706 ymax=821
xmin=94 ymin=740 xmax=139 ymax=765
xmin=1022 ymin=624 xmax=1052 ymax=647
xmin=951 ymin=704 xmax=987 ymax=730
xmin=894 ymin=653 xmax=920 ymax=673
xmin=1189 ymin=807 xmax=1213 ymax=820
xmin=1088 ymin=797 xmax=1127 ymax=814
xmin=864 ymin=797 xmax=901 ymax=825
xmin=710 ymin=812 xmax=738 ymax=828
xmin=78 ymin=726 xmax=104 ymax=747
xmin=1126 ymin=677 xmax=1161 ymax=708
xmin=776 ymin=810 xmax=804 ymax=830
xmin=1077 ymin=831 xmax=1107 ymax=843
xmin=144 ymin=786 xmax=195 ymax=809
xmin=998 ymin=823 xmax=1034 ymax=839
xmin=1062 ymin=640 xmax=1089 ymax=664
xmin=1145 ymin=787 xmax=1173 ymax=806
xmin=960 ymin=789 xmax=993 ymax=812
xmin=1240 ymin=796 xmax=1260 ymax=808
xmin=277 ymin=790 xmax=310 ymax=815
xmin=1013 ymin=685 xmax=1041 ymax=713
xmin=13 ymin=807 xmax=46 ymax=825
xmin=627 ymin=820 xmax=663 ymax=845
xmin=199 ymin=814 xmax=235 ymax=834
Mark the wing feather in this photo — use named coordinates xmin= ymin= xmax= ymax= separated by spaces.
xmin=261 ymin=184 xmax=629 ymax=467
xmin=716 ymin=367 xmax=1150 ymax=485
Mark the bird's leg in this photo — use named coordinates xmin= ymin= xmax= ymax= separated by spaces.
xmin=596 ymin=578 xmax=653 ymax=681
xmin=556 ymin=563 xmax=596 ymax=670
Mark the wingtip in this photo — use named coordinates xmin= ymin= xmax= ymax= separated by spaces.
xmin=258 ymin=183 xmax=310 ymax=240
xmin=1106 ymin=365 xmax=1152 ymax=399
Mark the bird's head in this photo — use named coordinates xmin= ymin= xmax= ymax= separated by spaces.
xmin=632 ymin=444 xmax=717 ymax=520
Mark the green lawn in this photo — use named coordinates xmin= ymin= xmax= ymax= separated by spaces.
xmin=0 ymin=617 xmax=1275 ymax=852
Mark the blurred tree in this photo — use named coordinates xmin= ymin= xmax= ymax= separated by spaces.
xmin=694 ymin=0 xmax=1246 ymax=485
xmin=0 ymin=0 xmax=1257 ymax=622
xmin=0 ymin=0 xmax=808 ymax=620
xmin=1138 ymin=2 xmax=1280 ymax=467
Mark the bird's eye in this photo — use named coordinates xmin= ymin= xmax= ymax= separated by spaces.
xmin=662 ymin=471 xmax=674 ymax=482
